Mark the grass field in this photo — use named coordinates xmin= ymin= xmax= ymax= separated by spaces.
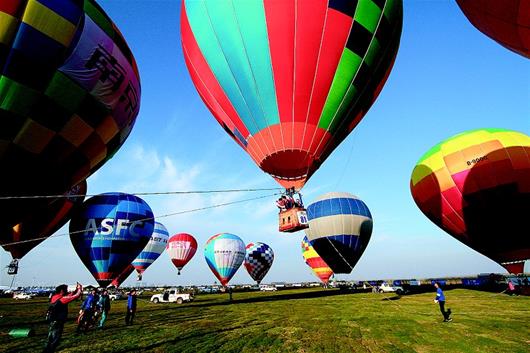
xmin=1 ymin=288 xmax=529 ymax=353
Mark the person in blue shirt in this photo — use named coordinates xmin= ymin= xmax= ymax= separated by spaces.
xmin=125 ymin=289 xmax=137 ymax=325
xmin=77 ymin=288 xmax=98 ymax=332
xmin=434 ymin=282 xmax=452 ymax=322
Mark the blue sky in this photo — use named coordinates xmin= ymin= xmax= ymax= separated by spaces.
xmin=1 ymin=0 xmax=528 ymax=287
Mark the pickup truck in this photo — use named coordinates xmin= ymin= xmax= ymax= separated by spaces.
xmin=375 ymin=283 xmax=404 ymax=294
xmin=150 ymin=289 xmax=194 ymax=304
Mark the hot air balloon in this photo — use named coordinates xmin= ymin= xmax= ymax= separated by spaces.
xmin=180 ymin=0 xmax=403 ymax=190
xmin=0 ymin=0 xmax=141 ymax=231
xmin=69 ymin=193 xmax=154 ymax=287
xmin=301 ymin=236 xmax=334 ymax=285
xmin=244 ymin=242 xmax=274 ymax=284
xmin=131 ymin=222 xmax=169 ymax=280
xmin=110 ymin=264 xmax=135 ymax=288
xmin=204 ymin=233 xmax=245 ymax=286
xmin=1 ymin=180 xmax=87 ymax=275
xmin=410 ymin=128 xmax=530 ymax=274
xmin=167 ymin=233 xmax=198 ymax=275
xmin=305 ymin=192 xmax=373 ymax=273
xmin=456 ymin=0 xmax=530 ymax=59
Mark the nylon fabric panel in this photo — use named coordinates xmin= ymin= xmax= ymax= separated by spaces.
xmin=180 ymin=6 xmax=250 ymax=144
xmin=184 ymin=0 xmax=264 ymax=135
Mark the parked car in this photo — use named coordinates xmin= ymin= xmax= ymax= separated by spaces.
xmin=13 ymin=292 xmax=33 ymax=300
xmin=260 ymin=285 xmax=277 ymax=292
xmin=150 ymin=289 xmax=193 ymax=304
xmin=109 ymin=293 xmax=124 ymax=301
xmin=376 ymin=283 xmax=404 ymax=294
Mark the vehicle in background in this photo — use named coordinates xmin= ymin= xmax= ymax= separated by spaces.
xmin=375 ymin=282 xmax=404 ymax=294
xmin=109 ymin=293 xmax=124 ymax=301
xmin=13 ymin=292 xmax=33 ymax=300
xmin=150 ymin=289 xmax=194 ymax=304
xmin=259 ymin=285 xmax=277 ymax=292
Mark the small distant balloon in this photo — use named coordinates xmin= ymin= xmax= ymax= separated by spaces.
xmin=132 ymin=222 xmax=169 ymax=280
xmin=69 ymin=193 xmax=154 ymax=287
xmin=244 ymin=242 xmax=274 ymax=284
xmin=204 ymin=233 xmax=245 ymax=286
xmin=167 ymin=233 xmax=198 ymax=275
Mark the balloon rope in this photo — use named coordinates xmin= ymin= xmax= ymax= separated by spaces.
xmin=0 ymin=187 xmax=283 ymax=200
xmin=0 ymin=192 xmax=281 ymax=247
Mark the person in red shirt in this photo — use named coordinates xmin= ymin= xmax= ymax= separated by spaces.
xmin=43 ymin=283 xmax=82 ymax=353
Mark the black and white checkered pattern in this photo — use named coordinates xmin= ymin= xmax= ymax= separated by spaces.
xmin=244 ymin=242 xmax=274 ymax=283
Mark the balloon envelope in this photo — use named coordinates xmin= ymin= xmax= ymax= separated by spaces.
xmin=1 ymin=181 xmax=87 ymax=259
xmin=132 ymin=222 xmax=169 ymax=275
xmin=410 ymin=128 xmax=530 ymax=274
xmin=204 ymin=233 xmax=245 ymax=286
xmin=181 ymin=0 xmax=402 ymax=189
xmin=0 ymin=0 xmax=141 ymax=229
xmin=301 ymin=236 xmax=333 ymax=285
xmin=244 ymin=242 xmax=274 ymax=284
xmin=167 ymin=233 xmax=198 ymax=274
xmin=305 ymin=192 xmax=373 ymax=274
xmin=456 ymin=0 xmax=530 ymax=59
xmin=69 ymin=193 xmax=154 ymax=287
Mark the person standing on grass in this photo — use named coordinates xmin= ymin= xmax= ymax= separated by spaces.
xmin=43 ymin=283 xmax=82 ymax=353
xmin=433 ymin=282 xmax=452 ymax=322
xmin=125 ymin=289 xmax=137 ymax=325
xmin=97 ymin=289 xmax=111 ymax=329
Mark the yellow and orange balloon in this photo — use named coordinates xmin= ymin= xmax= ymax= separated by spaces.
xmin=301 ymin=236 xmax=333 ymax=284
xmin=410 ymin=128 xmax=530 ymax=274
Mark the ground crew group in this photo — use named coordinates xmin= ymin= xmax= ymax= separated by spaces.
xmin=43 ymin=284 xmax=137 ymax=353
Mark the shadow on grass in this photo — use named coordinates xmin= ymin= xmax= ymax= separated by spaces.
xmin=381 ymin=295 xmax=402 ymax=301
xmin=190 ymin=289 xmax=351 ymax=308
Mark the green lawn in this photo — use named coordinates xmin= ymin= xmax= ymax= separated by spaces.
xmin=0 ymin=288 xmax=529 ymax=353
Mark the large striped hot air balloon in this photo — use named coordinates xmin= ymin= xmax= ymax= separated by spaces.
xmin=411 ymin=128 xmax=530 ymax=274
xmin=69 ymin=193 xmax=154 ymax=287
xmin=167 ymin=233 xmax=197 ymax=275
xmin=132 ymin=222 xmax=169 ymax=280
xmin=301 ymin=236 xmax=333 ymax=285
xmin=305 ymin=192 xmax=373 ymax=274
xmin=456 ymin=0 xmax=530 ymax=59
xmin=244 ymin=242 xmax=274 ymax=284
xmin=181 ymin=0 xmax=402 ymax=189
xmin=204 ymin=233 xmax=245 ymax=286
xmin=0 ymin=0 xmax=141 ymax=231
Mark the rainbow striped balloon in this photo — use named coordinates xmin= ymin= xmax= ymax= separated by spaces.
xmin=301 ymin=236 xmax=333 ymax=284
xmin=204 ymin=233 xmax=245 ymax=286
xmin=181 ymin=0 xmax=402 ymax=189
xmin=132 ymin=222 xmax=169 ymax=277
xmin=411 ymin=128 xmax=530 ymax=274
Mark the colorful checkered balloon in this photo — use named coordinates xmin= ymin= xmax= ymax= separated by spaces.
xmin=244 ymin=242 xmax=274 ymax=284
xmin=0 ymin=0 xmax=141 ymax=229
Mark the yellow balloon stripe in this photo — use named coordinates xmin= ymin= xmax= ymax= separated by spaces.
xmin=22 ymin=0 xmax=77 ymax=47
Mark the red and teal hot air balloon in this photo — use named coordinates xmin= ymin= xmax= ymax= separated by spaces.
xmin=411 ymin=129 xmax=530 ymax=274
xmin=69 ymin=193 xmax=154 ymax=287
xmin=204 ymin=233 xmax=245 ymax=286
xmin=181 ymin=0 xmax=402 ymax=189
xmin=167 ymin=233 xmax=198 ymax=275
xmin=0 ymin=0 xmax=141 ymax=231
